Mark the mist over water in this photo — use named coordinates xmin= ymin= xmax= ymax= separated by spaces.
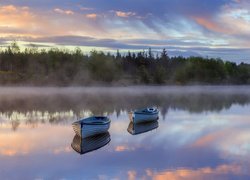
xmin=1 ymin=86 xmax=250 ymax=114
xmin=1 ymin=85 xmax=250 ymax=95
xmin=0 ymin=86 xmax=250 ymax=179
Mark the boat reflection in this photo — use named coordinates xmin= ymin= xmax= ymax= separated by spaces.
xmin=127 ymin=121 xmax=159 ymax=135
xmin=71 ymin=132 xmax=111 ymax=155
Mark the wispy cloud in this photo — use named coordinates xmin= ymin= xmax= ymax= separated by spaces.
xmin=54 ymin=8 xmax=74 ymax=15
xmin=0 ymin=0 xmax=250 ymax=62
xmin=80 ymin=7 xmax=94 ymax=11
xmin=85 ymin=13 xmax=98 ymax=19
xmin=115 ymin=11 xmax=136 ymax=18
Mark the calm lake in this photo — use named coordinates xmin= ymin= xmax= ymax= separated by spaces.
xmin=0 ymin=86 xmax=250 ymax=180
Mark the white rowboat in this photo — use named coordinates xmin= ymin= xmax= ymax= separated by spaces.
xmin=129 ymin=107 xmax=159 ymax=124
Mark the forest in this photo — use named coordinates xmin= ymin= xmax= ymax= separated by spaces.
xmin=0 ymin=42 xmax=249 ymax=85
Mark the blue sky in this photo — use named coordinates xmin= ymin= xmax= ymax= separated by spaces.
xmin=0 ymin=0 xmax=250 ymax=62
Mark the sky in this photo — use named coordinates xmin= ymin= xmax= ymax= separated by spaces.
xmin=0 ymin=0 xmax=250 ymax=62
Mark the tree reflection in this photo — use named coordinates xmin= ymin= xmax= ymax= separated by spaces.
xmin=11 ymin=120 xmax=20 ymax=131
xmin=1 ymin=91 xmax=249 ymax=113
xmin=0 ymin=87 xmax=250 ymax=131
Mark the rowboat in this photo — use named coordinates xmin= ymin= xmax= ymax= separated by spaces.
xmin=127 ymin=121 xmax=159 ymax=135
xmin=71 ymin=132 xmax=111 ymax=155
xmin=129 ymin=107 xmax=159 ymax=124
xmin=72 ymin=116 xmax=111 ymax=138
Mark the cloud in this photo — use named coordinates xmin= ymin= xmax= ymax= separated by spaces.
xmin=0 ymin=5 xmax=37 ymax=37
xmin=80 ymin=7 xmax=94 ymax=11
xmin=0 ymin=1 xmax=250 ymax=62
xmin=0 ymin=123 xmax=72 ymax=157
xmin=0 ymin=4 xmax=108 ymax=38
xmin=54 ymin=8 xmax=74 ymax=15
xmin=115 ymin=145 xmax=135 ymax=152
xmin=193 ymin=17 xmax=228 ymax=34
xmin=0 ymin=5 xmax=18 ymax=12
xmin=147 ymin=164 xmax=248 ymax=180
xmin=115 ymin=11 xmax=136 ymax=18
xmin=85 ymin=13 xmax=98 ymax=19
xmin=21 ymin=35 xmax=150 ymax=49
xmin=127 ymin=171 xmax=137 ymax=180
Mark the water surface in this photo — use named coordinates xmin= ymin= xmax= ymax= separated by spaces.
xmin=0 ymin=86 xmax=250 ymax=179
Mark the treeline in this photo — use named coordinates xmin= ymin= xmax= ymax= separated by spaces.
xmin=0 ymin=42 xmax=250 ymax=85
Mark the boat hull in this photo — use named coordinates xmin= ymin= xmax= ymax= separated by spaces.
xmin=129 ymin=112 xmax=159 ymax=124
xmin=72 ymin=122 xmax=110 ymax=138
xmin=71 ymin=132 xmax=111 ymax=155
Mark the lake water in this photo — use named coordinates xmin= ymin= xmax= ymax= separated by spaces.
xmin=0 ymin=86 xmax=250 ymax=180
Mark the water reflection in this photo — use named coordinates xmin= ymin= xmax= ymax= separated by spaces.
xmin=71 ymin=132 xmax=111 ymax=155
xmin=124 ymin=164 xmax=250 ymax=179
xmin=127 ymin=121 xmax=159 ymax=135
xmin=0 ymin=123 xmax=72 ymax=157
xmin=0 ymin=87 xmax=250 ymax=179
xmin=0 ymin=86 xmax=250 ymax=116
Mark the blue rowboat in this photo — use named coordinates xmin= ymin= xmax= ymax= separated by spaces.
xmin=72 ymin=116 xmax=111 ymax=138
xmin=71 ymin=132 xmax=111 ymax=155
xmin=127 ymin=121 xmax=159 ymax=135
xmin=129 ymin=107 xmax=159 ymax=124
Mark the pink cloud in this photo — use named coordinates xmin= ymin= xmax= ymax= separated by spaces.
xmin=193 ymin=16 xmax=228 ymax=34
xmin=86 ymin=13 xmax=98 ymax=19
xmin=115 ymin=11 xmax=136 ymax=17
xmin=150 ymin=164 xmax=246 ymax=180
xmin=54 ymin=8 xmax=74 ymax=15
